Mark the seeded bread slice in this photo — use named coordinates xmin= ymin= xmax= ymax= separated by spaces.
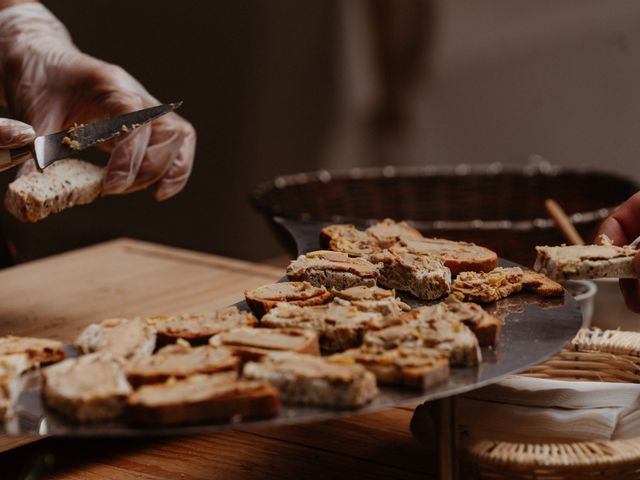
xmin=331 ymin=345 xmax=450 ymax=390
xmin=5 ymin=159 xmax=104 ymax=222
xmin=400 ymin=237 xmax=498 ymax=275
xmin=452 ymin=267 xmax=524 ymax=303
xmin=125 ymin=342 xmax=239 ymax=387
xmin=75 ymin=317 xmax=156 ymax=362
xmin=0 ymin=336 xmax=65 ymax=366
xmin=209 ymin=327 xmax=320 ymax=362
xmin=369 ymin=248 xmax=451 ymax=300
xmin=366 ymin=305 xmax=482 ymax=367
xmin=146 ymin=307 xmax=258 ymax=345
xmin=244 ymin=282 xmax=331 ymax=317
xmin=42 ymin=353 xmax=132 ymax=422
xmin=365 ymin=218 xmax=423 ymax=248
xmin=287 ymin=250 xmax=379 ymax=290
xmin=534 ymin=240 xmax=638 ymax=281
xmin=320 ymin=224 xmax=381 ymax=256
xmin=441 ymin=295 xmax=502 ymax=347
xmin=242 ymin=351 xmax=378 ymax=408
xmin=127 ymin=372 xmax=280 ymax=426
xmin=260 ymin=302 xmax=393 ymax=353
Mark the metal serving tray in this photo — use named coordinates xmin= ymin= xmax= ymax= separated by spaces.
xmin=3 ymin=218 xmax=583 ymax=436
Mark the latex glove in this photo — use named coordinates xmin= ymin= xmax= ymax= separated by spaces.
xmin=596 ymin=191 xmax=640 ymax=313
xmin=0 ymin=3 xmax=195 ymax=200
xmin=0 ymin=118 xmax=35 ymax=148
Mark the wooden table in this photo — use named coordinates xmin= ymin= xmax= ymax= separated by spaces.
xmin=0 ymin=239 xmax=437 ymax=479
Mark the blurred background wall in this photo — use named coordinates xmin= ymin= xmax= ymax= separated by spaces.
xmin=1 ymin=0 xmax=640 ymax=263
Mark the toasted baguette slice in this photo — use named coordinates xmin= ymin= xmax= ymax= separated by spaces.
xmin=5 ymin=159 xmax=104 ymax=222
xmin=320 ymin=224 xmax=381 ymax=256
xmin=260 ymin=302 xmax=392 ymax=353
xmin=365 ymin=218 xmax=423 ymax=248
xmin=0 ymin=353 xmax=31 ymax=418
xmin=366 ymin=307 xmax=482 ymax=366
xmin=146 ymin=307 xmax=258 ymax=344
xmin=75 ymin=317 xmax=156 ymax=362
xmin=369 ymin=248 xmax=451 ymax=300
xmin=0 ymin=335 xmax=65 ymax=366
xmin=125 ymin=342 xmax=239 ymax=386
xmin=534 ymin=239 xmax=638 ymax=281
xmin=127 ymin=372 xmax=280 ymax=426
xmin=441 ymin=295 xmax=502 ymax=347
xmin=244 ymin=282 xmax=331 ymax=317
xmin=286 ymin=250 xmax=379 ymax=290
xmin=452 ymin=267 xmax=523 ymax=303
xmin=331 ymin=345 xmax=449 ymax=390
xmin=521 ymin=270 xmax=565 ymax=297
xmin=243 ymin=351 xmax=378 ymax=408
xmin=42 ymin=353 xmax=132 ymax=422
xmin=400 ymin=237 xmax=498 ymax=275
xmin=209 ymin=327 xmax=320 ymax=362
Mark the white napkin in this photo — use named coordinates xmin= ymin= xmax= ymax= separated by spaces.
xmin=458 ymin=375 xmax=640 ymax=442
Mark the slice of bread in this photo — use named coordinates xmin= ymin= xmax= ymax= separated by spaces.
xmin=42 ymin=353 xmax=132 ymax=422
xmin=260 ymin=302 xmax=391 ymax=353
xmin=75 ymin=317 xmax=156 ymax=362
xmin=400 ymin=237 xmax=498 ymax=275
xmin=146 ymin=307 xmax=258 ymax=345
xmin=287 ymin=250 xmax=379 ymax=290
xmin=320 ymin=224 xmax=381 ymax=256
xmin=365 ymin=218 xmax=423 ymax=248
xmin=0 ymin=335 xmax=65 ymax=366
xmin=126 ymin=372 xmax=280 ymax=426
xmin=534 ymin=241 xmax=638 ymax=281
xmin=5 ymin=159 xmax=104 ymax=222
xmin=452 ymin=267 xmax=524 ymax=303
xmin=366 ymin=307 xmax=482 ymax=367
xmin=125 ymin=342 xmax=239 ymax=387
xmin=441 ymin=295 xmax=502 ymax=347
xmin=0 ymin=353 xmax=31 ymax=418
xmin=369 ymin=248 xmax=451 ymax=300
xmin=209 ymin=327 xmax=320 ymax=362
xmin=244 ymin=282 xmax=331 ymax=317
xmin=331 ymin=345 xmax=449 ymax=390
xmin=521 ymin=270 xmax=565 ymax=297
xmin=242 ymin=351 xmax=378 ymax=408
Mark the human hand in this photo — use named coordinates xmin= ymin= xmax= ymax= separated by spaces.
xmin=0 ymin=3 xmax=195 ymax=200
xmin=596 ymin=192 xmax=640 ymax=312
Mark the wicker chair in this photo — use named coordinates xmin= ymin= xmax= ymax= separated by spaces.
xmin=464 ymin=329 xmax=640 ymax=479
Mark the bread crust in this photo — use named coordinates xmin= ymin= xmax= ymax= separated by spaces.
xmin=331 ymin=345 xmax=449 ymax=390
xmin=125 ymin=343 xmax=240 ymax=387
xmin=5 ymin=159 xmax=104 ymax=222
xmin=534 ymin=244 xmax=637 ymax=281
xmin=0 ymin=336 xmax=65 ymax=366
xmin=244 ymin=282 xmax=331 ymax=317
xmin=521 ymin=270 xmax=565 ymax=297
xmin=209 ymin=327 xmax=321 ymax=362
xmin=242 ymin=351 xmax=378 ymax=408
xmin=146 ymin=307 xmax=258 ymax=344
xmin=452 ymin=267 xmax=523 ymax=303
xmin=75 ymin=318 xmax=156 ymax=362
xmin=42 ymin=353 xmax=132 ymax=422
xmin=127 ymin=373 xmax=280 ymax=426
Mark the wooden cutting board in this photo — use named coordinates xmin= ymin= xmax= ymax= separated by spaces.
xmin=0 ymin=238 xmax=283 ymax=452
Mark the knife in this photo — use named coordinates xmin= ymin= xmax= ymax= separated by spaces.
xmin=0 ymin=102 xmax=182 ymax=172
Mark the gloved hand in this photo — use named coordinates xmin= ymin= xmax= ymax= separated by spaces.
xmin=0 ymin=118 xmax=35 ymax=148
xmin=0 ymin=3 xmax=195 ymax=200
xmin=596 ymin=191 xmax=640 ymax=313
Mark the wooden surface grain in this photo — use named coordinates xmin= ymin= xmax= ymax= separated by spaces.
xmin=0 ymin=239 xmax=436 ymax=479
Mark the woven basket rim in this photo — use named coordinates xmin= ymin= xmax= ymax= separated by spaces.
xmin=466 ymin=328 xmax=640 ymax=472
xmin=250 ymin=163 xmax=635 ymax=231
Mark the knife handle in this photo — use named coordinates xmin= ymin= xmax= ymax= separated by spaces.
xmin=0 ymin=147 xmax=33 ymax=172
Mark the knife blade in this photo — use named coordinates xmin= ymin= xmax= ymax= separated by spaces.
xmin=0 ymin=102 xmax=182 ymax=172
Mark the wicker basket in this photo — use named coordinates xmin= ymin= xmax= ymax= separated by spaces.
xmin=464 ymin=329 xmax=640 ymax=479
xmin=250 ymin=163 xmax=638 ymax=266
